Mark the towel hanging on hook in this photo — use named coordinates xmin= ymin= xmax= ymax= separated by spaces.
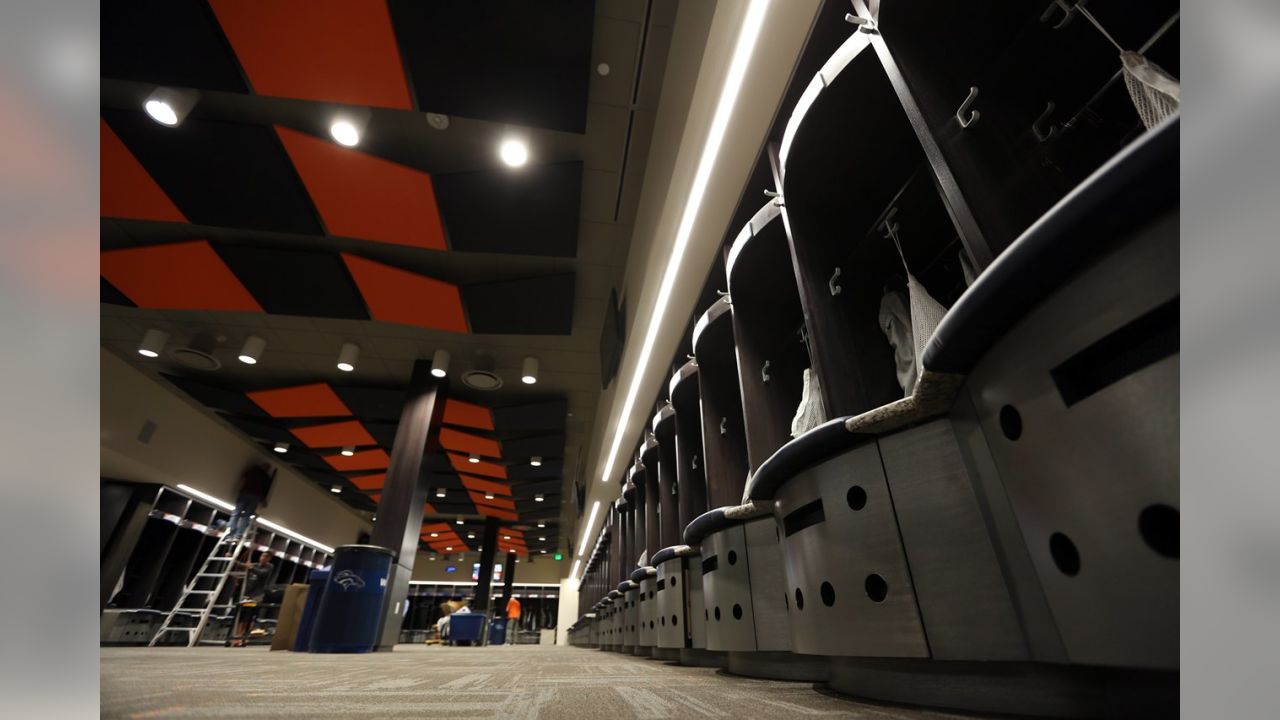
xmin=878 ymin=208 xmax=949 ymax=397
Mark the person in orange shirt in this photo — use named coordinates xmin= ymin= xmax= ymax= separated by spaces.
xmin=505 ymin=596 xmax=521 ymax=645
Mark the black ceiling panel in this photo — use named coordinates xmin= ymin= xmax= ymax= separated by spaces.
xmin=492 ymin=400 xmax=569 ymax=433
xmin=462 ymin=274 xmax=575 ymax=335
xmin=364 ymin=422 xmax=400 ymax=450
xmin=500 ymin=434 xmax=566 ymax=459
xmin=102 ymin=278 xmax=135 ymax=307
xmin=102 ymin=0 xmax=248 ymax=93
xmin=281 ymin=448 xmax=335 ymax=472
xmin=433 ymin=162 xmax=582 ymax=257
xmin=387 ymin=0 xmax=594 ymax=133
xmin=213 ymin=244 xmax=369 ymax=320
xmin=101 ymin=109 xmax=323 ymax=236
xmin=508 ymin=462 xmax=564 ymax=482
xmin=222 ymin=415 xmax=296 ymax=445
xmin=332 ymin=386 xmax=406 ymax=423
xmin=162 ymin=373 xmax=266 ymax=417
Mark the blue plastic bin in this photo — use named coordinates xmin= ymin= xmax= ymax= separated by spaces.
xmin=292 ymin=568 xmax=329 ymax=652
xmin=448 ymin=613 xmax=488 ymax=646
xmin=309 ymin=545 xmax=395 ymax=653
xmin=489 ymin=618 xmax=507 ymax=645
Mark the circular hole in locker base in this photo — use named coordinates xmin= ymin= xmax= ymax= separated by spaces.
xmin=671 ymin=576 xmax=677 ymax=587
xmin=714 ymin=606 xmax=721 ymax=621
xmin=728 ymin=550 xmax=737 ymax=566
xmin=794 ymin=587 xmax=804 ymax=610
xmin=671 ymin=615 xmax=678 ymax=626
xmin=1139 ymin=504 xmax=1179 ymax=558
xmin=732 ymin=603 xmax=742 ymax=620
xmin=847 ymin=485 xmax=867 ymax=510
xmin=1049 ymin=532 xmax=1081 ymax=576
xmin=649 ymin=621 xmax=654 ymax=629
xmin=705 ymin=609 xmax=709 ymax=620
xmin=864 ymin=574 xmax=888 ymax=603
xmin=821 ymin=581 xmax=836 ymax=607
xmin=660 ymin=616 xmax=665 ymax=626
xmin=784 ymin=592 xmax=789 ymax=610
xmin=999 ymin=405 xmax=1023 ymax=440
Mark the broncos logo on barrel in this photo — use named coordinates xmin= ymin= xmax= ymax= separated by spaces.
xmin=332 ymin=569 xmax=366 ymax=591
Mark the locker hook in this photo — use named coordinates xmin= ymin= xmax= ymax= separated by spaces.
xmin=761 ymin=360 xmax=772 ymax=384
xmin=1033 ymin=102 xmax=1058 ymax=143
xmin=957 ymin=87 xmax=980 ymax=128
xmin=844 ymin=12 xmax=877 ymax=33
xmin=691 ymin=455 xmax=699 ymax=471
xmin=828 ymin=267 xmax=843 ymax=296
xmin=716 ymin=289 xmax=732 ymax=304
xmin=719 ymin=417 xmax=728 ymax=436
xmin=764 ymin=188 xmax=784 ymax=206
xmin=1039 ymin=0 xmax=1076 ymax=30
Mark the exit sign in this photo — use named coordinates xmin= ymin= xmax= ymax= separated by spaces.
xmin=553 ymin=553 xmax=563 ymax=561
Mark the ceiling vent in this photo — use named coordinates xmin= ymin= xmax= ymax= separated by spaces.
xmin=170 ymin=332 xmax=221 ymax=371
xmin=461 ymin=370 xmax=502 ymax=391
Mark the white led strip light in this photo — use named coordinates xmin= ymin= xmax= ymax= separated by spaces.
xmin=177 ymin=483 xmax=335 ymax=553
xmin=597 ymin=0 xmax=771 ymax=490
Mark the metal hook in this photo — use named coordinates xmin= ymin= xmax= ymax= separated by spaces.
xmin=957 ymin=87 xmax=980 ymax=128
xmin=1033 ymin=102 xmax=1058 ymax=143
xmin=764 ymin=188 xmax=783 ymax=207
xmin=829 ymin=267 xmax=843 ymax=296
xmin=1039 ymin=0 xmax=1076 ymax=30
xmin=716 ymin=289 xmax=731 ymax=304
xmin=844 ymin=13 xmax=877 ymax=33
xmin=691 ymin=455 xmax=699 ymax=471
xmin=761 ymin=360 xmax=771 ymax=384
xmin=719 ymin=418 xmax=728 ymax=436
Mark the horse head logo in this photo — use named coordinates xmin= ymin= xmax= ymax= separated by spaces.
xmin=332 ymin=569 xmax=366 ymax=591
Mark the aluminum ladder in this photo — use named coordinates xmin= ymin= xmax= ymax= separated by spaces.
xmin=149 ymin=523 xmax=254 ymax=647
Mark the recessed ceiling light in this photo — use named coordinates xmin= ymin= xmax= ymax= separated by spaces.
xmin=534 ymin=494 xmax=545 ymax=503
xmin=468 ymin=453 xmax=480 ymax=464
xmin=484 ymin=492 xmax=495 ymax=500
xmin=499 ymin=138 xmax=528 ymax=167
xmin=273 ymin=442 xmax=289 ymax=454
xmin=436 ymin=488 xmax=447 ymax=498
xmin=467 ymin=532 xmax=476 ymax=539
xmin=336 ymin=342 xmax=359 ymax=372
xmin=503 ymin=535 xmax=511 ymax=540
xmin=330 ymin=119 xmax=360 ymax=147
xmin=538 ymin=536 xmax=546 ymax=542
xmin=330 ymin=485 xmax=342 ymax=494
xmin=521 ymin=357 xmax=538 ymax=384
xmin=238 ymin=335 xmax=266 ymax=365
xmin=430 ymin=532 xmax=439 ymax=538
xmin=341 ymin=446 xmax=355 ymax=457
xmin=445 ymin=546 xmax=453 ymax=551
xmin=431 ymin=349 xmax=450 ymax=378
xmin=530 ymin=456 xmax=542 ymax=467
xmin=456 ymin=517 xmax=464 ymax=525
xmin=537 ymin=522 xmax=546 ymax=528
xmin=540 ymin=549 xmax=548 ymax=554
xmin=428 ymin=555 xmax=436 ymax=561
xmin=138 ymin=328 xmax=168 ymax=358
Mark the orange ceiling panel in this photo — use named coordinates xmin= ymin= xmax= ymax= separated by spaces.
xmin=439 ymin=428 xmax=501 ymax=459
xmin=100 ymin=119 xmax=187 ymax=223
xmin=342 ymin=253 xmax=469 ymax=333
xmin=421 ymin=522 xmax=454 ymax=535
xmin=477 ymin=505 xmax=518 ymax=522
xmin=447 ymin=453 xmax=506 ymax=479
xmin=349 ymin=473 xmax=385 ymax=491
xmin=290 ymin=419 xmax=377 ymax=449
xmin=101 ymin=240 xmax=262 ymax=312
xmin=277 ymin=126 xmax=446 ymax=251
xmin=209 ymin=0 xmax=412 ymax=109
xmin=367 ymin=493 xmax=381 ymax=503
xmin=469 ymin=492 xmax=516 ymax=511
xmin=502 ymin=528 xmax=525 ymax=540
xmin=247 ymin=383 xmax=352 ymax=418
xmin=442 ymin=399 xmax=495 ymax=430
xmin=324 ymin=448 xmax=389 ymax=472
xmin=458 ymin=474 xmax=511 ymax=497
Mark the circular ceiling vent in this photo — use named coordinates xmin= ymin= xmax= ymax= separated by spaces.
xmin=170 ymin=346 xmax=221 ymax=371
xmin=461 ymin=369 xmax=503 ymax=391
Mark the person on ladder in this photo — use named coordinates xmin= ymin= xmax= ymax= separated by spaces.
xmin=227 ymin=462 xmax=274 ymax=540
xmin=231 ymin=551 xmax=274 ymax=647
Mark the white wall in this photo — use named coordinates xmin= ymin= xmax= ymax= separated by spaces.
xmin=555 ymin=577 xmax=580 ymax=646
xmin=408 ymin=551 xmax=566 ymax=583
xmin=100 ymin=347 xmax=369 ymax=549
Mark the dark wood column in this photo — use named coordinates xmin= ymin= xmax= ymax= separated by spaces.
xmin=370 ymin=360 xmax=447 ymax=651
xmin=473 ymin=516 xmax=501 ymax=614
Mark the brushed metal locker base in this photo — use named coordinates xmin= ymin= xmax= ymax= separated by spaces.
xmin=727 ymin=650 xmax=828 ymax=682
xmin=679 ymin=647 xmax=727 ymax=668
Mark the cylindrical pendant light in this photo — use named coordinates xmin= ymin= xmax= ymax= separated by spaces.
xmin=340 ymin=446 xmax=355 ymax=457
xmin=534 ymin=494 xmax=545 ymax=502
xmin=238 ymin=335 xmax=266 ymax=365
xmin=138 ymin=328 xmax=168 ymax=358
xmin=144 ymin=87 xmax=199 ymax=127
xmin=435 ymin=488 xmax=447 ymax=498
xmin=273 ymin=442 xmax=289 ymax=454
xmin=468 ymin=453 xmax=480 ymax=464
xmin=530 ymin=456 xmax=542 ymax=467
xmin=521 ymin=356 xmax=539 ymax=384
xmin=431 ymin=349 xmax=450 ymax=378
xmin=336 ymin=342 xmax=359 ymax=372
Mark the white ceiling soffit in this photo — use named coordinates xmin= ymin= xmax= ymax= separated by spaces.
xmin=578 ymin=0 xmax=824 ymax=537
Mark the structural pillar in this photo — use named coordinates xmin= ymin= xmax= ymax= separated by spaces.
xmin=474 ymin=516 xmax=501 ymax=614
xmin=370 ymin=360 xmax=447 ymax=651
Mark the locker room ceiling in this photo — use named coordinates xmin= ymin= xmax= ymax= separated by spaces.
xmin=98 ymin=0 xmax=691 ymax=554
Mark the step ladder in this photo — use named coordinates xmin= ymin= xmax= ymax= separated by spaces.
xmin=149 ymin=524 xmax=255 ymax=647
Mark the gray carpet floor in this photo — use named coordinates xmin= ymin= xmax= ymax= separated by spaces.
xmin=101 ymin=644 xmax=980 ymax=719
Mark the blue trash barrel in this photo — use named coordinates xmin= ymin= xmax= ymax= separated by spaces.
xmin=448 ymin=613 xmax=488 ymax=646
xmin=292 ymin=568 xmax=329 ymax=652
xmin=309 ymin=545 xmax=395 ymax=653
xmin=489 ymin=617 xmax=507 ymax=645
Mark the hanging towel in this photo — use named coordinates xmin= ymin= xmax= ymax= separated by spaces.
xmin=790 ymin=368 xmax=828 ymax=437
xmin=878 ymin=290 xmax=917 ymax=396
xmin=907 ymin=273 xmax=948 ymax=381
